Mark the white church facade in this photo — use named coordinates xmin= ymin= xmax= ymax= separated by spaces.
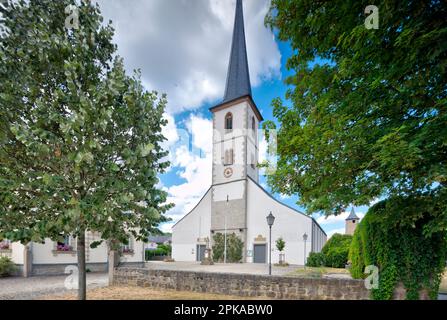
xmin=172 ymin=0 xmax=326 ymax=265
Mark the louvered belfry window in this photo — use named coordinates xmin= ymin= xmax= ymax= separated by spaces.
xmin=224 ymin=149 xmax=234 ymax=166
xmin=225 ymin=112 xmax=233 ymax=131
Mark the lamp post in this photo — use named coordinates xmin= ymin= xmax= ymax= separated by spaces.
xmin=266 ymin=212 xmax=275 ymax=275
xmin=303 ymin=233 xmax=308 ymax=267
xmin=224 ymin=195 xmax=229 ymax=264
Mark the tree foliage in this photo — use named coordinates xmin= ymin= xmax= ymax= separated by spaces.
xmin=0 ymin=0 xmax=172 ymax=298
xmin=276 ymin=237 xmax=285 ymax=252
xmin=212 ymin=233 xmax=243 ymax=263
xmin=321 ymin=233 xmax=352 ymax=268
xmin=0 ymin=256 xmax=16 ymax=277
xmin=306 ymin=233 xmax=351 ymax=268
xmin=264 ymin=0 xmax=447 ymax=221
xmin=306 ymin=252 xmax=326 ymax=268
xmin=349 ymin=200 xmax=447 ymax=300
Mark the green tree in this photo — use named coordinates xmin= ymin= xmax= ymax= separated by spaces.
xmin=265 ymin=0 xmax=447 ymax=297
xmin=276 ymin=237 xmax=285 ymax=252
xmin=212 ymin=233 xmax=243 ymax=263
xmin=321 ymin=234 xmax=352 ymax=268
xmin=349 ymin=201 xmax=447 ymax=299
xmin=0 ymin=0 xmax=172 ymax=299
xmin=264 ymin=0 xmax=446 ymax=223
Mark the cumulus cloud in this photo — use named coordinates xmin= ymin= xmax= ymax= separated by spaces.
xmin=93 ymin=0 xmax=282 ymax=232
xmin=327 ymin=228 xmax=346 ymax=239
xmin=162 ymin=115 xmax=213 ymax=225
xmin=96 ymin=0 xmax=281 ymax=113
xmin=316 ymin=210 xmax=365 ymax=227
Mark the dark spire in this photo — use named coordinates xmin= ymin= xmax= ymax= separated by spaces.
xmin=346 ymin=207 xmax=360 ymax=221
xmin=223 ymin=0 xmax=252 ymax=103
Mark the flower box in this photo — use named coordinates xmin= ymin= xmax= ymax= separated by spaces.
xmin=56 ymin=244 xmax=73 ymax=252
xmin=122 ymin=248 xmax=134 ymax=255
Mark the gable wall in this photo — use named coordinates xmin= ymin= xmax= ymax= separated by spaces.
xmin=172 ymin=188 xmax=212 ymax=262
xmin=246 ymin=178 xmax=314 ymax=265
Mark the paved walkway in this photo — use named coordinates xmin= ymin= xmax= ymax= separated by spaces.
xmin=0 ymin=273 xmax=108 ymax=300
xmin=144 ymin=261 xmax=351 ymax=279
xmin=145 ymin=261 xmax=297 ymax=276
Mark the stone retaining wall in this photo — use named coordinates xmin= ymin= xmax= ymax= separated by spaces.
xmin=113 ymin=268 xmax=370 ymax=300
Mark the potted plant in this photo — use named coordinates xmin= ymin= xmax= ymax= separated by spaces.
xmin=275 ymin=237 xmax=289 ymax=267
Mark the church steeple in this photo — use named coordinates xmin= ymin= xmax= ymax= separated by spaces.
xmin=223 ymin=0 xmax=252 ymax=103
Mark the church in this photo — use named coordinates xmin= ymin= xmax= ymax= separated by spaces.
xmin=171 ymin=0 xmax=327 ymax=265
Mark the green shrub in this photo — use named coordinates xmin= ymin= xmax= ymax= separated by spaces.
xmin=349 ymin=225 xmax=366 ymax=279
xmin=306 ymin=252 xmax=326 ymax=267
xmin=145 ymin=247 xmax=169 ymax=260
xmin=348 ymin=199 xmax=447 ymax=300
xmin=325 ymin=247 xmax=349 ymax=268
xmin=320 ymin=233 xmax=352 ymax=268
xmin=212 ymin=233 xmax=243 ymax=263
xmin=0 ymin=256 xmax=16 ymax=277
xmin=158 ymin=244 xmax=172 ymax=255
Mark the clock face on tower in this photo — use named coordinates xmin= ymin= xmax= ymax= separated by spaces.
xmin=224 ymin=167 xmax=233 ymax=178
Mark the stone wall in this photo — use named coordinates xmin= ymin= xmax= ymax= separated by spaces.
xmin=32 ymin=263 xmax=108 ymax=276
xmin=113 ymin=268 xmax=370 ymax=300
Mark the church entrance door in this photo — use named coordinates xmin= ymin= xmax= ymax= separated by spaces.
xmin=253 ymin=244 xmax=267 ymax=263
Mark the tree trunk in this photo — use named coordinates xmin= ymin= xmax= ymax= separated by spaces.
xmin=77 ymin=231 xmax=87 ymax=300
xmin=108 ymin=248 xmax=116 ymax=286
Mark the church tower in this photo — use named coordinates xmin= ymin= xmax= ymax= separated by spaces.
xmin=345 ymin=207 xmax=360 ymax=235
xmin=209 ymin=0 xmax=263 ymax=260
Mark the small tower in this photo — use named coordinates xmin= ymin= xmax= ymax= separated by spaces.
xmin=345 ymin=207 xmax=360 ymax=235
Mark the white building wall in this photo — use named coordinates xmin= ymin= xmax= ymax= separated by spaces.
xmin=172 ymin=188 xmax=212 ymax=262
xmin=32 ymin=239 xmax=77 ymax=264
xmin=10 ymin=242 xmax=25 ymax=264
xmin=7 ymin=232 xmax=144 ymax=267
xmin=246 ymin=178 xmax=317 ymax=266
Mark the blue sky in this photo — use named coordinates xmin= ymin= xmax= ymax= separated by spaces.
xmin=95 ymin=0 xmax=371 ymax=237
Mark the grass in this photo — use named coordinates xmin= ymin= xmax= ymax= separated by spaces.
xmin=287 ymin=267 xmax=350 ymax=279
xmin=40 ymin=286 xmax=266 ymax=300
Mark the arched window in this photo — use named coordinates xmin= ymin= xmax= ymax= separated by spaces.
xmin=225 ymin=112 xmax=233 ymax=130
xmin=251 ymin=116 xmax=256 ymax=133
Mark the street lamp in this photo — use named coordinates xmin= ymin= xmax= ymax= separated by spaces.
xmin=266 ymin=212 xmax=275 ymax=275
xmin=303 ymin=233 xmax=308 ymax=267
xmin=224 ymin=195 xmax=229 ymax=264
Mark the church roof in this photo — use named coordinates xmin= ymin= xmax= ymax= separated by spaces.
xmin=346 ymin=207 xmax=359 ymax=221
xmin=223 ymin=0 xmax=252 ymax=103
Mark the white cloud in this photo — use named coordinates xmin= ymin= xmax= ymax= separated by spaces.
xmin=93 ymin=0 xmax=282 ymax=233
xmin=161 ymin=112 xmax=179 ymax=149
xmin=96 ymin=0 xmax=281 ymax=113
xmin=327 ymin=228 xmax=346 ymax=239
xmin=316 ymin=210 xmax=365 ymax=227
xmin=162 ymin=115 xmax=213 ymax=227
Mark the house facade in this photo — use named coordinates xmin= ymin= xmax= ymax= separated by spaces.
xmin=171 ymin=0 xmax=327 ymax=265
xmin=0 ymin=233 xmax=145 ymax=276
